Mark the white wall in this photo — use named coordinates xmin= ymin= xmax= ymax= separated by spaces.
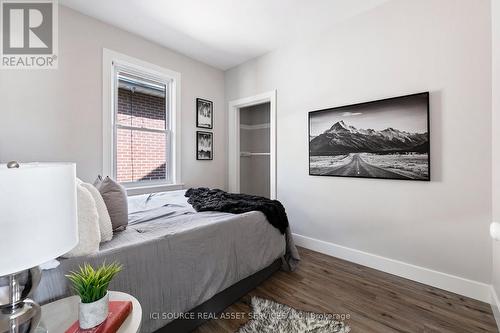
xmin=492 ymin=0 xmax=500 ymax=308
xmin=225 ymin=0 xmax=492 ymax=283
xmin=0 ymin=6 xmax=226 ymax=189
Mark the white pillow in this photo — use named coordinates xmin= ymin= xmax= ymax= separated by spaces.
xmin=81 ymin=182 xmax=113 ymax=242
xmin=63 ymin=181 xmax=101 ymax=258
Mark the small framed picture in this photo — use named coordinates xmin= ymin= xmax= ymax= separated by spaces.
xmin=197 ymin=131 xmax=213 ymax=160
xmin=196 ymin=98 xmax=213 ymax=129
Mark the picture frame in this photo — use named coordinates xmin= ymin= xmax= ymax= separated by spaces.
xmin=196 ymin=98 xmax=213 ymax=129
xmin=308 ymin=92 xmax=430 ymax=181
xmin=196 ymin=131 xmax=213 ymax=160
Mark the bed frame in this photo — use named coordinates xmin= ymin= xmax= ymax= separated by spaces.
xmin=154 ymin=259 xmax=282 ymax=333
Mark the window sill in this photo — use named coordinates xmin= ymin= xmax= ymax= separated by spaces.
xmin=126 ymin=183 xmax=185 ymax=196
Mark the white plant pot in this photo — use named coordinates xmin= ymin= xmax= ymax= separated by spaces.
xmin=78 ymin=292 xmax=109 ymax=329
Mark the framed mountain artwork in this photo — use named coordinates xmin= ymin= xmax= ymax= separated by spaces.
xmin=308 ymin=92 xmax=430 ymax=181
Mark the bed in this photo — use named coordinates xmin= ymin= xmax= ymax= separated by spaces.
xmin=34 ymin=190 xmax=298 ymax=333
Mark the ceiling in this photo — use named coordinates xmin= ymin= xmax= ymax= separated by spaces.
xmin=60 ymin=0 xmax=388 ymax=70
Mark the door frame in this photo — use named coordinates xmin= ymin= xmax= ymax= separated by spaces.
xmin=228 ymin=90 xmax=277 ymax=199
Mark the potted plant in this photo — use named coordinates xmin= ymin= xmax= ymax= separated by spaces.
xmin=66 ymin=262 xmax=122 ymax=329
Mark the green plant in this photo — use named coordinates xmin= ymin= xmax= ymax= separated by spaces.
xmin=66 ymin=262 xmax=122 ymax=303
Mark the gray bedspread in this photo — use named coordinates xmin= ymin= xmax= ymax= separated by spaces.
xmin=34 ymin=190 xmax=299 ymax=333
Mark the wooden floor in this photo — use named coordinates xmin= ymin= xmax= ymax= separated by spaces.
xmin=195 ymin=247 xmax=497 ymax=333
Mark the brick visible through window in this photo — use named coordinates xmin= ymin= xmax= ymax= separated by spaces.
xmin=115 ymin=73 xmax=168 ymax=183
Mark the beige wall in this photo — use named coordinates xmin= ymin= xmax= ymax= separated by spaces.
xmin=225 ymin=0 xmax=492 ymax=283
xmin=492 ymin=0 xmax=500 ymax=302
xmin=0 ymin=6 xmax=226 ymax=189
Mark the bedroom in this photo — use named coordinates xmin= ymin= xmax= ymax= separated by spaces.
xmin=0 ymin=0 xmax=499 ymax=332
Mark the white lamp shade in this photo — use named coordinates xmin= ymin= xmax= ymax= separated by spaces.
xmin=0 ymin=163 xmax=78 ymax=276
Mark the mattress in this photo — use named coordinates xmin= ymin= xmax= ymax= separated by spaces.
xmin=34 ymin=190 xmax=287 ymax=332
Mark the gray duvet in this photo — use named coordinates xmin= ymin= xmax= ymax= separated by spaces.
xmin=34 ymin=190 xmax=299 ymax=333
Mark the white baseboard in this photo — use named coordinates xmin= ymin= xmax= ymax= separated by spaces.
xmin=293 ymin=233 xmax=491 ymax=303
xmin=491 ymin=286 xmax=500 ymax=329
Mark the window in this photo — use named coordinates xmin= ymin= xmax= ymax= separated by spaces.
xmin=103 ymin=49 xmax=181 ymax=191
xmin=115 ymin=71 xmax=168 ymax=183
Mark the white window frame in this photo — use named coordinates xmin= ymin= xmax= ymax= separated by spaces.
xmin=102 ymin=49 xmax=182 ymax=194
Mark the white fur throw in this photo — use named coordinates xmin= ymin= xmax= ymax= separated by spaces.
xmin=81 ymin=182 xmax=113 ymax=242
xmin=63 ymin=181 xmax=101 ymax=258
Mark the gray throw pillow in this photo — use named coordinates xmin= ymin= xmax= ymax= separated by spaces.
xmin=94 ymin=176 xmax=128 ymax=232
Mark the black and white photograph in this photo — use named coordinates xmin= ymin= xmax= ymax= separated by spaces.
xmin=196 ymin=98 xmax=213 ymax=129
xmin=309 ymin=92 xmax=430 ymax=181
xmin=197 ymin=131 xmax=213 ymax=160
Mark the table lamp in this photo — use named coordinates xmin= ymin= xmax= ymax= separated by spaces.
xmin=0 ymin=162 xmax=78 ymax=333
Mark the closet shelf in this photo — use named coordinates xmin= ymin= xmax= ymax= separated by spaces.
xmin=240 ymin=152 xmax=271 ymax=157
xmin=240 ymin=123 xmax=270 ymax=130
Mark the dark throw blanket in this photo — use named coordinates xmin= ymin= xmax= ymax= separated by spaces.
xmin=185 ymin=188 xmax=289 ymax=234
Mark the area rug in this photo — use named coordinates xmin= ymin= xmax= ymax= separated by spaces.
xmin=236 ymin=297 xmax=350 ymax=333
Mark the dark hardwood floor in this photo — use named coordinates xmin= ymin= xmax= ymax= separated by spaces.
xmin=195 ymin=247 xmax=497 ymax=333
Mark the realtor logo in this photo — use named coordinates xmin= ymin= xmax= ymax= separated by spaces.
xmin=1 ymin=0 xmax=58 ymax=69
